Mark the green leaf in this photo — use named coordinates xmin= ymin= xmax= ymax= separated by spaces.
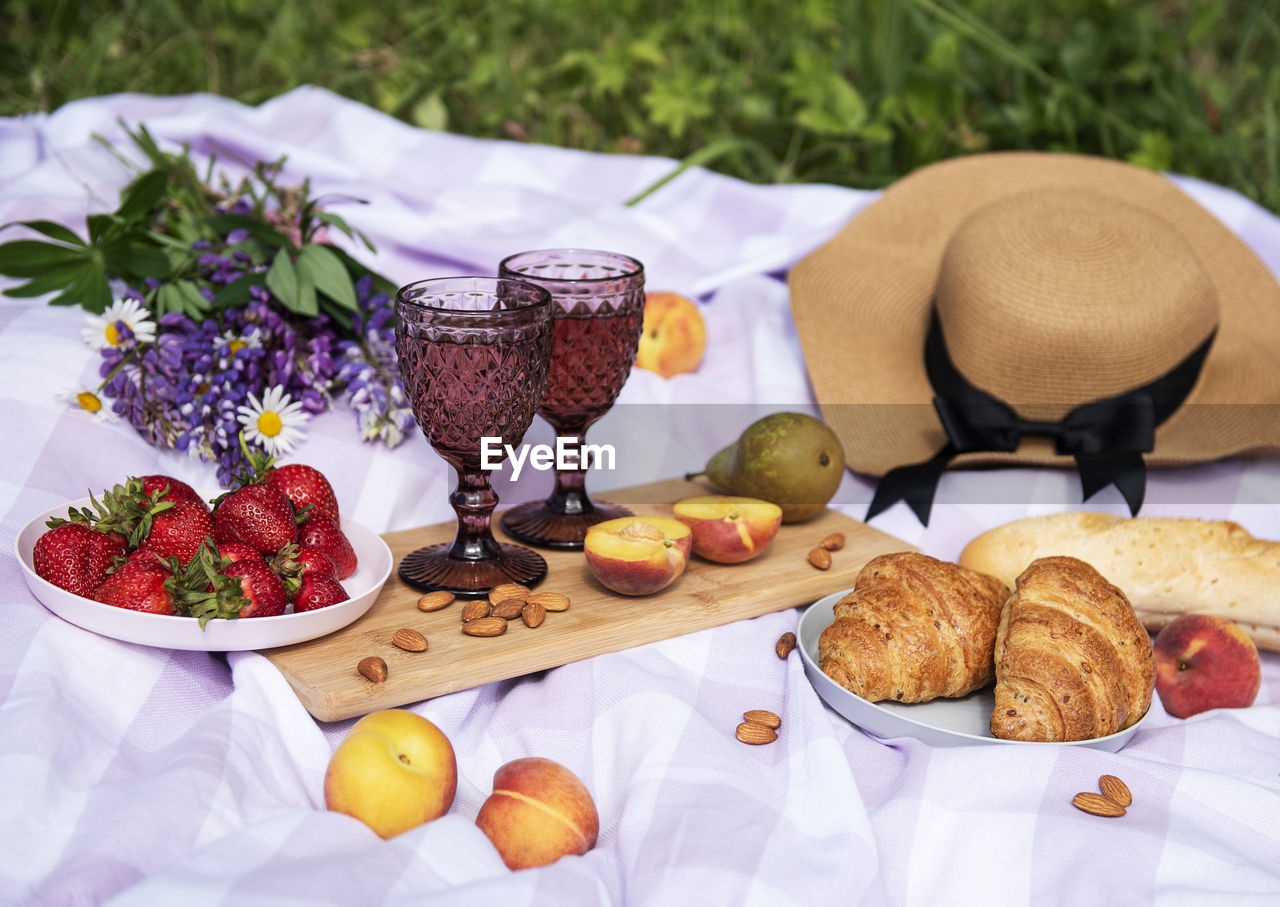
xmin=154 ymin=281 xmax=208 ymax=318
xmin=205 ymin=213 xmax=294 ymax=250
xmin=317 ymin=293 xmax=359 ymax=331
xmin=0 ymin=240 xmax=90 ymax=277
xmin=172 ymin=280 xmax=209 ymax=316
xmin=103 ymin=240 xmax=172 ymax=279
xmin=295 ymin=264 xmax=318 ymax=317
xmin=82 ymin=265 xmax=113 ymax=314
xmin=211 ymin=273 xmax=264 ymax=309
xmin=1 ymin=220 xmax=86 ymax=247
xmin=1128 ymin=131 xmax=1174 ymax=172
xmin=153 ymin=283 xmax=182 ymax=316
xmin=264 ymin=248 xmax=300 ymax=311
xmin=411 ymin=92 xmax=449 ymax=132
xmin=297 ymin=243 xmax=357 ymax=310
xmin=327 ymin=245 xmax=395 ymax=296
xmin=314 ymin=211 xmax=355 ymax=241
xmin=46 ymin=262 xmax=110 ymax=312
xmin=87 ymin=214 xmax=119 ymax=244
xmin=116 ymin=170 xmax=169 ymax=222
xmin=1 ymin=262 xmax=86 ymax=299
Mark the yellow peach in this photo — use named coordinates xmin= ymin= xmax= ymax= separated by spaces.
xmin=635 ymin=291 xmax=706 ymax=378
xmin=323 ymin=709 xmax=457 ymax=838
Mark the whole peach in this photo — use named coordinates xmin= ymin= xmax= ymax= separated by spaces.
xmin=634 ymin=291 xmax=706 ymax=378
xmin=475 ymin=757 xmax=600 ymax=870
xmin=1153 ymin=614 xmax=1262 ymax=719
xmin=323 ymin=709 xmax=458 ymax=838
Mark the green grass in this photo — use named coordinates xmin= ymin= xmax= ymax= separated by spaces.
xmin=3 ymin=0 xmax=1279 ymax=212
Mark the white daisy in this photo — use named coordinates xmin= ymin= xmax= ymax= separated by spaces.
xmin=57 ymin=387 xmax=119 ymax=423
xmin=218 ymin=327 xmax=263 ymax=360
xmin=81 ymin=298 xmax=157 ymax=349
xmin=236 ymin=385 xmax=309 ymax=456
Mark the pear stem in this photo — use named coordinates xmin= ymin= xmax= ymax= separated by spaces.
xmin=684 ymin=470 xmax=705 ymax=482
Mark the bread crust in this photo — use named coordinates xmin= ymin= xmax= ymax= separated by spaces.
xmin=990 ymin=556 xmax=1155 ymax=742
xmin=958 ymin=513 xmax=1280 ymax=651
xmin=817 ymin=552 xmax=1009 ymax=703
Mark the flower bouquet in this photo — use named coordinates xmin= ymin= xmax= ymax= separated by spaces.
xmin=0 ymin=124 xmax=414 ymax=482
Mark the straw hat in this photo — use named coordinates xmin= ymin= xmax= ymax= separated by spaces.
xmin=788 ymin=152 xmax=1280 ymax=519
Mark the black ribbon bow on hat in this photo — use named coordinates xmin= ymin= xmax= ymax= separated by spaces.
xmin=866 ymin=312 xmax=1215 ymax=525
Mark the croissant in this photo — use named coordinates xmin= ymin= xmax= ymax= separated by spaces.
xmin=990 ymin=556 xmax=1154 ymax=742
xmin=817 ymin=552 xmax=1010 ymax=703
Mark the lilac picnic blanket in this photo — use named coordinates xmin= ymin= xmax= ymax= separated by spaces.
xmin=1 ymin=87 xmax=1278 ymax=906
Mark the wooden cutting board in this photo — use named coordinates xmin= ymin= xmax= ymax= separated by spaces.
xmin=263 ymin=477 xmax=914 ymax=722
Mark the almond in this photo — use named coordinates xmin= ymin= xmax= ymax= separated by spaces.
xmin=1099 ymin=775 xmax=1133 ymax=807
xmin=522 ymin=601 xmax=547 ymax=628
xmin=528 ymin=591 xmax=570 ymax=612
xmin=808 ymin=547 xmax=832 ymax=570
xmin=744 ymin=709 xmax=781 ymax=729
xmin=462 ymin=616 xmax=508 ymax=637
xmin=821 ymin=532 xmax=846 ymax=551
xmin=776 ymin=631 xmax=797 ymax=659
xmin=736 ymin=721 xmax=778 ymax=745
xmin=491 ymin=597 xmax=526 ymax=621
xmin=1072 ymin=792 xmax=1126 ymax=817
xmin=392 ymin=628 xmax=428 ymax=652
xmin=358 ymin=656 xmax=388 ymax=683
xmin=417 ymin=590 xmax=455 ymax=612
xmin=460 ymin=600 xmax=493 ymax=623
xmin=488 ymin=583 xmax=530 ymax=606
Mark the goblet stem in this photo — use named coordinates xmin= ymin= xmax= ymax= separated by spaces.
xmin=544 ymin=432 xmax=591 ymax=517
xmin=447 ymin=466 xmax=503 ymax=560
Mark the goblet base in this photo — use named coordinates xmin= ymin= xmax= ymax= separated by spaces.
xmin=499 ymin=499 xmax=635 ymax=550
xmin=397 ymin=543 xmax=547 ymax=596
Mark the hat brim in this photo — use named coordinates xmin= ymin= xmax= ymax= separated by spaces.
xmin=788 ymin=152 xmax=1280 ymax=477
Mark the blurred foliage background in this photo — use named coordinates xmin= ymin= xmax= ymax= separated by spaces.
xmin=2 ymin=0 xmax=1278 ymax=211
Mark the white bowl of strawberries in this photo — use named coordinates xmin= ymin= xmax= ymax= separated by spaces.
xmin=15 ymin=466 xmax=392 ymax=652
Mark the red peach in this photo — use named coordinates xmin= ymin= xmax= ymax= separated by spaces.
xmin=475 ymin=757 xmax=600 ymax=870
xmin=1153 ymin=614 xmax=1261 ymax=719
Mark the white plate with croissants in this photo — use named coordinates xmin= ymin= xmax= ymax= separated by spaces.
xmin=798 ymin=551 xmax=1154 ymax=750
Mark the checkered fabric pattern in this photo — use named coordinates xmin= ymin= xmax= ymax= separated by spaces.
xmin=1 ymin=88 xmax=1277 ymax=905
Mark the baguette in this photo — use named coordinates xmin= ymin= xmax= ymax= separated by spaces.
xmin=958 ymin=513 xmax=1280 ymax=651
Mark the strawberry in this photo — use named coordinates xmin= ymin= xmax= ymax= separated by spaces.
xmin=293 ymin=573 xmax=350 ymax=612
xmin=52 ymin=477 xmax=173 ymax=548
xmin=216 ymin=541 xmax=264 ymax=565
xmin=265 ymin=463 xmax=339 ymax=525
xmin=214 ymin=483 xmax=298 ymax=555
xmin=140 ymin=475 xmax=207 ymax=510
xmin=178 ymin=543 xmax=288 ymax=623
xmin=298 ymin=515 xmax=357 ymax=579
xmin=125 ymin=547 xmax=171 ymax=569
xmin=93 ymin=558 xmax=176 ymax=615
xmin=32 ymin=523 xmax=126 ymax=597
xmin=138 ymin=500 xmax=215 ymax=564
xmin=221 ymin=558 xmax=288 ymax=618
xmin=291 ymin=545 xmax=337 ymax=578
xmin=270 ymin=543 xmax=337 ymax=600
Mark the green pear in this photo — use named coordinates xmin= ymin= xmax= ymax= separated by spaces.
xmin=689 ymin=412 xmax=845 ymax=522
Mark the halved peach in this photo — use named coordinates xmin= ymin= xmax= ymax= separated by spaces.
xmin=583 ymin=516 xmax=692 ymax=596
xmin=673 ymin=495 xmax=783 ymax=564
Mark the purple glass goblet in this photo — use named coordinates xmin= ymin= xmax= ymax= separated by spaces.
xmin=497 ymin=249 xmax=645 ymax=550
xmin=394 ymin=276 xmax=553 ymax=594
